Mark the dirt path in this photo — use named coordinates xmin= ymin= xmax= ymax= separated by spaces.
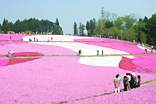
xmin=0 ymin=53 xmax=156 ymax=59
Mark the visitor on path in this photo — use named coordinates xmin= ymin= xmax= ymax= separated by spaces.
xmin=151 ymin=46 xmax=153 ymax=50
xmin=51 ymin=37 xmax=53 ymax=41
xmin=102 ymin=50 xmax=103 ymax=55
xmin=11 ymin=49 xmax=14 ymax=57
xmin=97 ymin=50 xmax=99 ymax=55
xmin=126 ymin=73 xmax=131 ymax=82
xmin=130 ymin=73 xmax=137 ymax=89
xmin=34 ymin=37 xmax=35 ymax=41
xmin=10 ymin=36 xmax=11 ymax=41
xmin=115 ymin=74 xmax=122 ymax=81
xmin=114 ymin=74 xmax=121 ymax=93
xmin=78 ymin=49 xmax=82 ymax=56
xmin=8 ymin=50 xmax=11 ymax=57
xmin=151 ymin=46 xmax=153 ymax=53
xmin=145 ymin=48 xmax=147 ymax=53
xmin=123 ymin=75 xmax=130 ymax=91
xmin=48 ymin=37 xmax=50 ymax=41
xmin=136 ymin=75 xmax=141 ymax=88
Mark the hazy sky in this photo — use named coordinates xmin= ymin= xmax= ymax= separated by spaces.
xmin=0 ymin=0 xmax=156 ymax=34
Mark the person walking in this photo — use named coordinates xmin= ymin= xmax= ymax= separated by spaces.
xmin=145 ymin=48 xmax=147 ymax=53
xmin=11 ymin=49 xmax=14 ymax=57
xmin=78 ymin=49 xmax=82 ymax=56
xmin=102 ymin=50 xmax=103 ymax=55
xmin=151 ymin=46 xmax=153 ymax=53
xmin=10 ymin=36 xmax=11 ymax=41
xmin=114 ymin=74 xmax=121 ymax=93
xmin=97 ymin=50 xmax=99 ymax=55
xmin=8 ymin=50 xmax=11 ymax=57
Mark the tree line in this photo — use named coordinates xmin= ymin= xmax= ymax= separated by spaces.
xmin=0 ymin=18 xmax=63 ymax=35
xmin=73 ymin=7 xmax=156 ymax=47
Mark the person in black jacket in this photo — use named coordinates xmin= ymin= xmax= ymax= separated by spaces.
xmin=136 ymin=75 xmax=141 ymax=87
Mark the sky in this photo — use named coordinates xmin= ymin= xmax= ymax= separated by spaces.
xmin=0 ymin=0 xmax=156 ymax=34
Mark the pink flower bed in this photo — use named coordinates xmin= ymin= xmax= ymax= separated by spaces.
xmin=133 ymin=55 xmax=156 ymax=74
xmin=0 ymin=42 xmax=77 ymax=56
xmin=0 ymin=34 xmax=34 ymax=41
xmin=82 ymin=43 xmax=153 ymax=54
xmin=71 ymin=83 xmax=156 ymax=104
xmin=5 ymin=52 xmax=44 ymax=57
xmin=74 ymin=38 xmax=129 ymax=43
xmin=0 ymin=57 xmax=155 ymax=103
xmin=0 ymin=55 xmax=9 ymax=67
xmin=0 ymin=35 xmax=156 ymax=103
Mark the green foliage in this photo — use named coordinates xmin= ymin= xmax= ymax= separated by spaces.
xmin=105 ymin=21 xmax=114 ymax=28
xmin=85 ymin=18 xmax=96 ymax=36
xmin=79 ymin=22 xmax=85 ymax=35
xmin=140 ymin=31 xmax=146 ymax=43
xmin=123 ymin=27 xmax=136 ymax=41
xmin=0 ymin=18 xmax=63 ymax=34
xmin=86 ymin=21 xmax=90 ymax=36
xmin=146 ymin=14 xmax=156 ymax=46
xmin=53 ymin=18 xmax=63 ymax=35
xmin=73 ymin=22 xmax=78 ymax=35
xmin=24 ymin=30 xmax=33 ymax=34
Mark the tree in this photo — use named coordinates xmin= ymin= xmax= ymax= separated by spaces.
xmin=94 ymin=19 xmax=103 ymax=35
xmin=94 ymin=18 xmax=107 ymax=36
xmin=0 ymin=18 xmax=61 ymax=34
xmin=134 ymin=19 xmax=146 ymax=43
xmin=143 ymin=16 xmax=148 ymax=23
xmin=123 ymin=27 xmax=136 ymax=41
xmin=86 ymin=21 xmax=90 ymax=36
xmin=114 ymin=17 xmax=125 ymax=31
xmin=0 ymin=23 xmax=1 ymax=33
xmin=73 ymin=22 xmax=78 ymax=35
xmin=56 ymin=18 xmax=59 ymax=27
xmin=123 ymin=15 xmax=137 ymax=30
xmin=1 ymin=18 xmax=8 ymax=33
xmin=105 ymin=20 xmax=114 ymax=28
xmin=79 ymin=22 xmax=85 ymax=35
xmin=13 ymin=19 xmax=22 ymax=33
xmin=90 ymin=20 xmax=95 ymax=35
xmin=146 ymin=14 xmax=156 ymax=46
xmin=140 ymin=31 xmax=146 ymax=43
xmin=53 ymin=18 xmax=63 ymax=35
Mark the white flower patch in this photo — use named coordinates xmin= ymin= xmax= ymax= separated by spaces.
xmin=23 ymin=35 xmax=94 ymax=41
xmin=122 ymin=55 xmax=134 ymax=59
xmin=78 ymin=56 xmax=122 ymax=67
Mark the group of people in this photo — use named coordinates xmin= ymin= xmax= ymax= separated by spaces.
xmin=144 ymin=45 xmax=154 ymax=54
xmin=78 ymin=49 xmax=104 ymax=56
xmin=8 ymin=49 xmax=14 ymax=57
xmin=97 ymin=50 xmax=103 ymax=55
xmin=114 ymin=73 xmax=141 ymax=93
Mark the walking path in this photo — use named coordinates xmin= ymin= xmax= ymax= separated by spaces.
xmin=0 ymin=53 xmax=156 ymax=59
xmin=59 ymin=79 xmax=156 ymax=104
